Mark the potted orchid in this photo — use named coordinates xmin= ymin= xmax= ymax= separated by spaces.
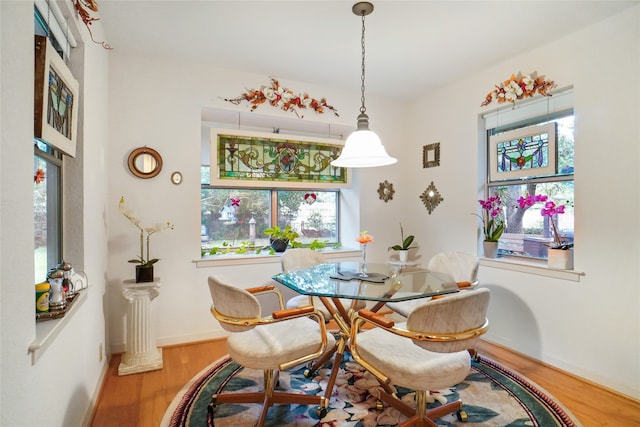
xmin=119 ymin=197 xmax=174 ymax=282
xmin=388 ymin=223 xmax=416 ymax=262
xmin=517 ymin=193 xmax=573 ymax=269
xmin=475 ymin=195 xmax=504 ymax=258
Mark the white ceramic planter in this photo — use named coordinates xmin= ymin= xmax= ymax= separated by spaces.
xmin=483 ymin=241 xmax=499 ymax=258
xmin=547 ymin=248 xmax=574 ymax=269
xmin=397 ymin=250 xmax=409 ymax=262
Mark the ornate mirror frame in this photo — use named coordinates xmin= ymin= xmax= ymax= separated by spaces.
xmin=127 ymin=147 xmax=163 ymax=179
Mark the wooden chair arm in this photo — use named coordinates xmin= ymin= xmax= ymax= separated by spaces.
xmin=213 ymin=305 xmax=325 ymax=328
xmin=246 ymin=284 xmax=275 ymax=294
xmin=358 ymin=309 xmax=395 ymax=328
xmin=272 ymin=305 xmax=314 ymax=319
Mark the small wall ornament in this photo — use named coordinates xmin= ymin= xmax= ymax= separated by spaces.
xmin=377 ymin=180 xmax=395 ymax=202
xmin=225 ymin=78 xmax=339 ymax=118
xmin=481 ymin=72 xmax=556 ymax=107
xmin=420 ymin=181 xmax=443 ymax=215
xmin=423 ymin=143 xmax=440 ymax=168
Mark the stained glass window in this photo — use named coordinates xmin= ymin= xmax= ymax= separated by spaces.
xmin=497 ymin=131 xmax=550 ymax=172
xmin=216 ymin=133 xmax=346 ymax=184
xmin=489 ymin=122 xmax=557 ymax=182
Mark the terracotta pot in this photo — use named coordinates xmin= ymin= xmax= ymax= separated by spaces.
xmin=135 ymin=265 xmax=154 ymax=283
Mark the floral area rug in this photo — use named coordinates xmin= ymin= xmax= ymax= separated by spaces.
xmin=162 ymin=350 xmax=582 ymax=427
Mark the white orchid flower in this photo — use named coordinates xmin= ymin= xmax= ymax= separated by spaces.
xmin=120 ymin=197 xmax=173 ymax=266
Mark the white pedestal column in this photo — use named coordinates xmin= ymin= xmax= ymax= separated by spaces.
xmin=118 ymin=279 xmax=163 ymax=376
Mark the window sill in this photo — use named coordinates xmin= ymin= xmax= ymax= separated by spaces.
xmin=28 ymin=289 xmax=88 ymax=364
xmin=194 ymin=248 xmax=362 ymax=268
xmin=479 ymin=256 xmax=584 ymax=282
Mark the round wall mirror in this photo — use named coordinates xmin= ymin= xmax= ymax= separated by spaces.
xmin=127 ymin=147 xmax=163 ymax=179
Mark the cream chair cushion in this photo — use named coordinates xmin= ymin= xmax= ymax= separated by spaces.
xmin=353 ymin=288 xmax=489 ymax=391
xmin=355 ymin=325 xmax=471 ymax=391
xmin=386 ymin=251 xmax=479 ymax=317
xmin=208 ymin=276 xmax=336 ymax=370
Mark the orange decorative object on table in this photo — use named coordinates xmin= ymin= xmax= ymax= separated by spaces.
xmin=356 ymin=230 xmax=374 ymax=244
xmin=356 ymin=231 xmax=373 ymax=277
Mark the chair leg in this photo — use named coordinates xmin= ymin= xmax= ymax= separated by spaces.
xmin=209 ymin=368 xmax=328 ymax=427
xmin=377 ymin=389 xmax=463 ymax=427
xmin=304 ymin=342 xmax=338 ymax=377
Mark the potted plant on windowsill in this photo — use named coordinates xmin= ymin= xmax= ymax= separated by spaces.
xmin=388 ymin=223 xmax=416 ymax=262
xmin=475 ymin=195 xmax=504 ymax=258
xmin=264 ymin=225 xmax=300 ymax=253
xmin=517 ymin=194 xmax=573 ymax=269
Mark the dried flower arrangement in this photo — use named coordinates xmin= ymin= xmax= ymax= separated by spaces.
xmin=225 ymin=78 xmax=339 ymax=118
xmin=481 ymin=72 xmax=556 ymax=107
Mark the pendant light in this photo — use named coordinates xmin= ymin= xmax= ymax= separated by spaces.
xmin=332 ymin=2 xmax=397 ymax=168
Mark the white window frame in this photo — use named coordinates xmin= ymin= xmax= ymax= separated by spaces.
xmin=480 ymin=87 xmax=583 ymax=280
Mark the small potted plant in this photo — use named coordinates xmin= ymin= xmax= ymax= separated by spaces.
xmin=388 ymin=223 xmax=416 ymax=262
xmin=263 ymin=225 xmax=300 ymax=253
xmin=476 ymin=195 xmax=504 ymax=258
xmin=119 ymin=197 xmax=174 ymax=282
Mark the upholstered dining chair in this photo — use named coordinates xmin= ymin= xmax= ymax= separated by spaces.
xmin=207 ymin=275 xmax=335 ymax=425
xmin=282 ymin=248 xmax=365 ymax=322
xmin=350 ymin=287 xmax=490 ymax=426
xmin=386 ymin=251 xmax=479 ymax=318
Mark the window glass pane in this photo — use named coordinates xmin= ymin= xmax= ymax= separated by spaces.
xmin=277 ymin=190 xmax=338 ymax=245
xmin=34 ymin=152 xmax=61 ymax=281
xmin=486 ymin=110 xmax=574 ymax=261
xmin=489 ymin=181 xmax=574 ymax=259
xmin=556 ymin=115 xmax=574 ymax=175
xmin=201 ymin=165 xmax=210 ymax=185
xmin=201 ymin=188 xmax=271 ymax=251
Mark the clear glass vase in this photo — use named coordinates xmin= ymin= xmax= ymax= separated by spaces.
xmin=359 ymin=243 xmax=368 ymax=277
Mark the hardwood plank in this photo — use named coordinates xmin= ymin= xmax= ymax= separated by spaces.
xmin=474 ymin=340 xmax=640 ymax=427
xmin=90 ymin=340 xmax=227 ymax=427
xmin=89 ymin=338 xmax=639 ymax=427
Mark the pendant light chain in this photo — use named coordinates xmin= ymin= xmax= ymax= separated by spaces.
xmin=330 ymin=2 xmax=397 ymax=168
xmin=359 ymin=13 xmax=367 ymax=115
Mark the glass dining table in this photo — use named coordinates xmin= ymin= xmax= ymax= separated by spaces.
xmin=271 ymin=261 xmax=470 ymax=405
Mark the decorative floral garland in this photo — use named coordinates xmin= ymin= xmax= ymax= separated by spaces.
xmin=73 ymin=0 xmax=112 ymax=50
xmin=225 ymin=78 xmax=339 ymax=118
xmin=481 ymin=72 xmax=556 ymax=106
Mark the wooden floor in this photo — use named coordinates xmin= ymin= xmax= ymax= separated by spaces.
xmin=89 ymin=338 xmax=640 ymax=427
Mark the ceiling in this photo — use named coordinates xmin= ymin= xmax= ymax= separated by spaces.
xmin=97 ymin=1 xmax=636 ymax=101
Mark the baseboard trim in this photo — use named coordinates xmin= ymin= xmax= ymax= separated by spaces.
xmin=82 ymin=357 xmax=110 ymax=427
xmin=479 ymin=338 xmax=640 ymax=404
xmin=110 ymin=330 xmax=229 ymax=354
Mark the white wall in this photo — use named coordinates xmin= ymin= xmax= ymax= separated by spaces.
xmin=0 ymin=1 xmax=110 ymax=426
xmin=405 ymin=6 xmax=640 ymax=399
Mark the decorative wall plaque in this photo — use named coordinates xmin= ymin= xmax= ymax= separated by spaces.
xmin=377 ymin=180 xmax=395 ymax=202
xmin=423 ymin=143 xmax=440 ymax=168
xmin=419 ymin=181 xmax=443 ymax=215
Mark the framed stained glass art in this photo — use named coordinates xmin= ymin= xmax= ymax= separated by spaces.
xmin=34 ymin=35 xmax=79 ymax=157
xmin=489 ymin=122 xmax=557 ymax=182
xmin=210 ymin=128 xmax=349 ymax=188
